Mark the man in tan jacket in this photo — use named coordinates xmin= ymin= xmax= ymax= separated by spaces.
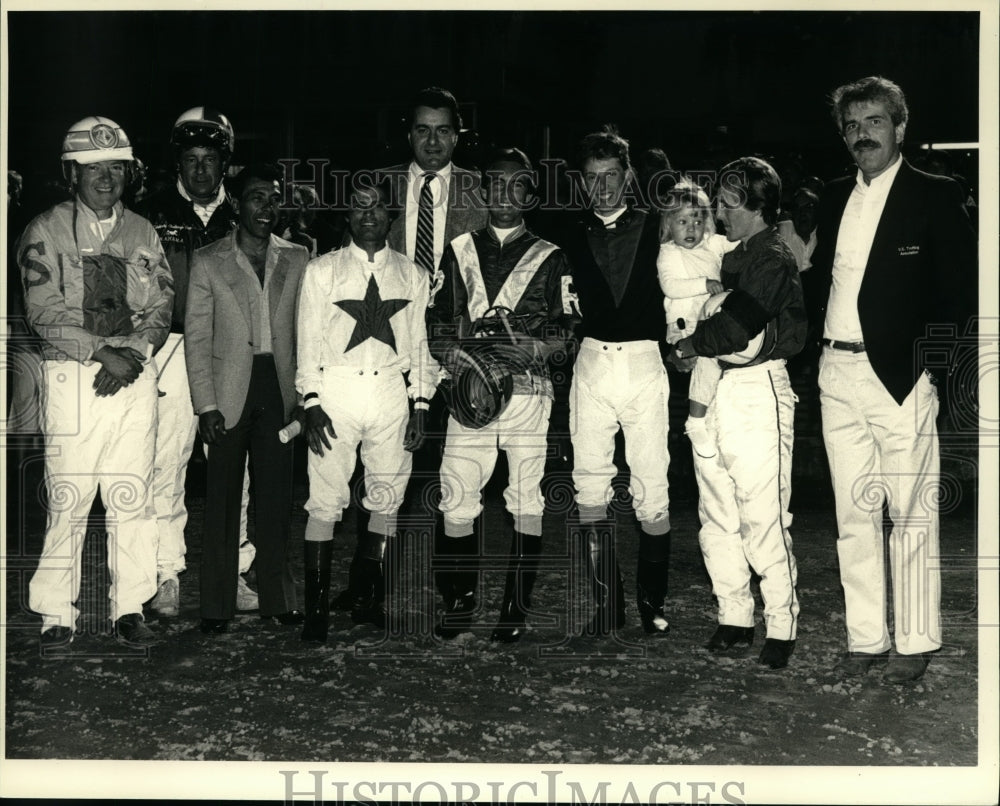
xmin=185 ymin=163 xmax=307 ymax=634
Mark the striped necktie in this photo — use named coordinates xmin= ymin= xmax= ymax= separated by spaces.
xmin=414 ymin=172 xmax=435 ymax=273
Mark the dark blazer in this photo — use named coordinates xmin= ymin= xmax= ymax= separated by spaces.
xmin=378 ymin=163 xmax=488 ymax=259
xmin=185 ymin=232 xmax=308 ymax=427
xmin=810 ymin=160 xmax=976 ymax=404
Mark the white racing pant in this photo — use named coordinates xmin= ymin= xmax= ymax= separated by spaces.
xmin=689 ymin=356 xmax=723 ymax=410
xmin=818 ymin=348 xmax=941 ymax=655
xmin=29 ymin=359 xmax=159 ymax=630
xmin=439 ymin=393 xmax=553 ymax=537
xmin=153 ymin=333 xmax=254 ymax=579
xmin=692 ymin=359 xmax=799 ymax=640
xmin=570 ymin=338 xmax=671 ymax=534
xmin=305 ymin=368 xmax=412 ymax=536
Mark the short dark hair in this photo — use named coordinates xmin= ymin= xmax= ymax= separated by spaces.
xmin=483 ymin=147 xmax=536 ymax=193
xmin=228 ymin=162 xmax=283 ymax=201
xmin=830 ymin=76 xmax=909 ymax=133
xmin=719 ymin=157 xmax=782 ymax=227
xmin=575 ymin=126 xmax=631 ymax=173
xmin=348 ymin=171 xmax=399 ymax=220
xmin=407 ymin=86 xmax=462 ymax=131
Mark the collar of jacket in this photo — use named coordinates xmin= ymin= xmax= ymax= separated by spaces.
xmin=584 ymin=206 xmax=639 ymax=232
xmin=737 ymin=226 xmax=777 ymax=253
xmin=484 ymin=221 xmax=528 ymax=246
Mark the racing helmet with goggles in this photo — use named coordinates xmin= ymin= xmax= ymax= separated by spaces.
xmin=171 ymin=106 xmax=235 ymax=156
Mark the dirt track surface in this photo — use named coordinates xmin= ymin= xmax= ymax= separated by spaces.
xmin=4 ymin=458 xmax=979 ymax=766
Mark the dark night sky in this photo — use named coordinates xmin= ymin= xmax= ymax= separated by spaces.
xmin=4 ymin=10 xmax=983 ymax=186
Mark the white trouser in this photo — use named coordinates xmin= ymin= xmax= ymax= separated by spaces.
xmin=439 ymin=393 xmax=553 ymax=537
xmin=689 ymin=356 xmax=723 ymax=410
xmin=29 ymin=359 xmax=159 ymax=630
xmin=305 ymin=368 xmax=411 ymax=536
xmin=151 ymin=333 xmax=197 ymax=576
xmin=818 ymin=348 xmax=941 ymax=655
xmin=154 ymin=333 xmax=253 ymax=578
xmin=692 ymin=359 xmax=799 ymax=640
xmin=570 ymin=338 xmax=671 ymax=533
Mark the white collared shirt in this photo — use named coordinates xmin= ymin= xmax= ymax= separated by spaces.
xmin=824 ymin=155 xmax=903 ymax=342
xmin=595 ymin=207 xmax=628 ymax=228
xmin=233 ymin=233 xmax=279 ymax=355
xmin=490 ymin=222 xmax=524 ymax=244
xmin=177 ymin=178 xmax=227 ymax=228
xmin=404 ymin=161 xmax=453 ymax=268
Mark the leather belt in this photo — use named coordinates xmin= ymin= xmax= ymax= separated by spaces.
xmin=822 ymin=338 xmax=866 ymax=353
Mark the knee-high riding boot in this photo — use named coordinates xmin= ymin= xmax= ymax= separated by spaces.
xmin=583 ymin=521 xmax=625 ymax=636
xmin=636 ymin=529 xmax=671 ymax=635
xmin=301 ymin=540 xmax=333 ymax=644
xmin=434 ymin=530 xmax=479 ymax=639
xmin=491 ymin=531 xmax=542 ymax=643
xmin=351 ymin=531 xmax=388 ymax=628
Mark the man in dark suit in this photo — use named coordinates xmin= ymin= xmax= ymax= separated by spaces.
xmin=379 ymin=86 xmax=488 ymax=302
xmin=185 ymin=163 xmax=309 ymax=634
xmin=811 ymin=76 xmax=977 ymax=683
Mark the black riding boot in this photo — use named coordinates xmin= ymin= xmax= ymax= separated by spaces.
xmin=331 ymin=542 xmax=362 ymax=612
xmin=636 ymin=528 xmax=671 ymax=635
xmin=582 ymin=521 xmax=625 ymax=636
xmin=350 ymin=532 xmax=388 ymax=628
xmin=301 ymin=540 xmax=333 ymax=644
xmin=434 ymin=531 xmax=479 ymax=639
xmin=491 ymin=531 xmax=542 ymax=643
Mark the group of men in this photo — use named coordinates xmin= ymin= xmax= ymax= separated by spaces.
xmin=15 ymin=77 xmax=976 ymax=685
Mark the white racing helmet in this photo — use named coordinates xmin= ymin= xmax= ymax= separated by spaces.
xmin=171 ymin=106 xmax=235 ymax=155
xmin=701 ymin=291 xmax=766 ymax=365
xmin=61 ymin=116 xmax=134 ymax=164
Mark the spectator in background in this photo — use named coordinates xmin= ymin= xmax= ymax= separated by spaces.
xmin=777 ymin=188 xmax=819 ymax=273
xmin=637 ymin=147 xmax=675 ymax=211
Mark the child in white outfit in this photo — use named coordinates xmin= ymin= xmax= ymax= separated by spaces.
xmin=657 ymin=182 xmax=738 ymax=458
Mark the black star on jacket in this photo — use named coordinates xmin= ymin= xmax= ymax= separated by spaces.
xmin=334 ymin=274 xmax=410 ymax=353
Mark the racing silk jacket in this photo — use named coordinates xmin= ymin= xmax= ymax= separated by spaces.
xmin=18 ymin=198 xmax=173 ymax=363
xmin=296 ymin=242 xmax=439 ymax=403
xmin=686 ymin=227 xmax=806 ymax=363
xmin=427 ymin=224 xmax=578 ymax=397
xmin=139 ymin=184 xmax=236 ymax=333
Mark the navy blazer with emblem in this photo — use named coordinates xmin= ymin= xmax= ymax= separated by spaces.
xmin=810 ymin=159 xmax=977 ymax=404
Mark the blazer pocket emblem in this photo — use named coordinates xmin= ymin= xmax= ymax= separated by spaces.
xmin=898 ymin=245 xmax=920 ymax=256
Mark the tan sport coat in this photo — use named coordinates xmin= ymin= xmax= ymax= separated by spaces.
xmin=185 ymin=231 xmax=308 ymax=427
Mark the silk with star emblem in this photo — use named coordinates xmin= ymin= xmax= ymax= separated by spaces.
xmin=296 ymin=242 xmax=439 ymax=404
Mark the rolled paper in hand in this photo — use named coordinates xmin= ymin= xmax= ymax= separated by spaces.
xmin=278 ymin=420 xmax=302 ymax=444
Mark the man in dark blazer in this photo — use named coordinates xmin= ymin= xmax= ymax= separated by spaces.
xmin=185 ymin=163 xmax=309 ymax=634
xmin=378 ymin=86 xmax=488 ymax=302
xmin=810 ymin=76 xmax=977 ymax=683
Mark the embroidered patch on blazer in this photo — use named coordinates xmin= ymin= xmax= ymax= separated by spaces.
xmin=898 ymin=245 xmax=921 ymax=256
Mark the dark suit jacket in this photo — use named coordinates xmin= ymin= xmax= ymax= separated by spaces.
xmin=185 ymin=231 xmax=308 ymax=427
xmin=810 ymin=160 xmax=977 ymax=404
xmin=377 ymin=163 xmax=488 ymax=261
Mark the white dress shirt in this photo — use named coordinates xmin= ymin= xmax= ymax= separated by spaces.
xmin=824 ymin=155 xmax=903 ymax=342
xmin=404 ymin=161 xmax=453 ymax=269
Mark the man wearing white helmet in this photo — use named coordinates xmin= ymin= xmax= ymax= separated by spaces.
xmin=18 ymin=116 xmax=173 ymax=648
xmin=139 ymin=107 xmax=257 ymax=617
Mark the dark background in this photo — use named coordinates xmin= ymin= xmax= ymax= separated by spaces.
xmin=5 ymin=9 xmax=981 ymax=197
